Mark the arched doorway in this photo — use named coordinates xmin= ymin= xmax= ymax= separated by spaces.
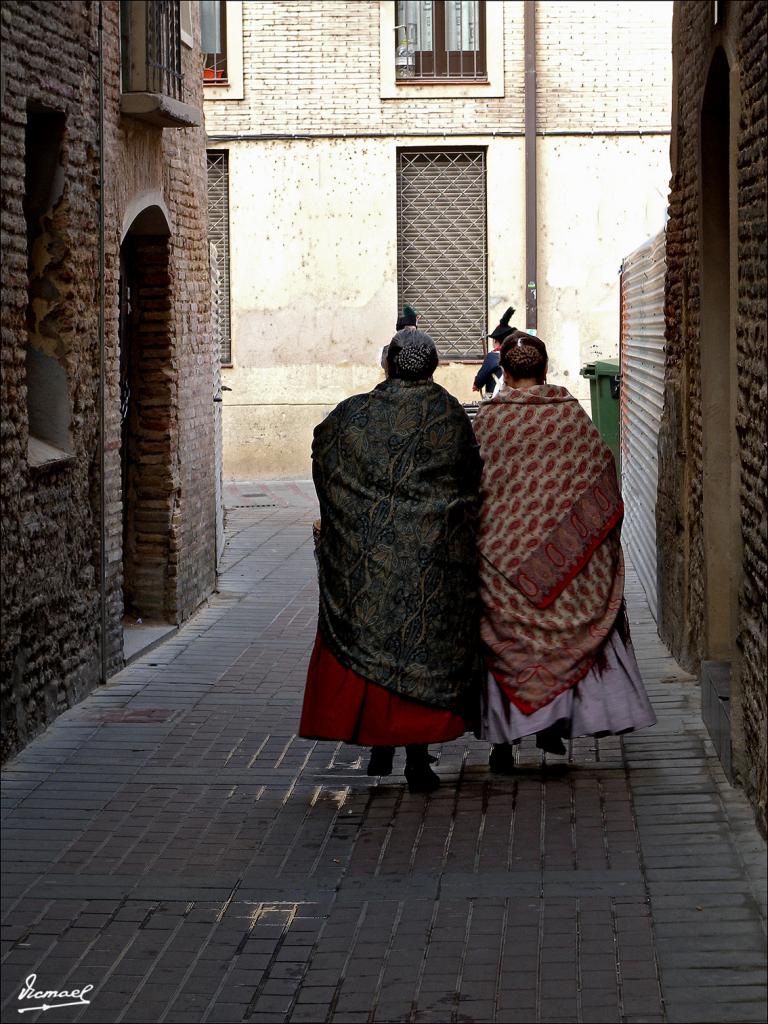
xmin=119 ymin=203 xmax=176 ymax=625
xmin=699 ymin=47 xmax=739 ymax=662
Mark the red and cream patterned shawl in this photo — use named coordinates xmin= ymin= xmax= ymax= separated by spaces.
xmin=473 ymin=385 xmax=625 ymax=714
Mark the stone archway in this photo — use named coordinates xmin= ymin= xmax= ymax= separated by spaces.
xmin=699 ymin=46 xmax=739 ymax=661
xmin=119 ymin=205 xmax=178 ymax=623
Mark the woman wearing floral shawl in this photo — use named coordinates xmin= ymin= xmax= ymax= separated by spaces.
xmin=300 ymin=329 xmax=482 ymax=791
xmin=472 ymin=333 xmax=656 ymax=772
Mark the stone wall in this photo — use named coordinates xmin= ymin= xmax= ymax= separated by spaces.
xmin=658 ymin=0 xmax=767 ymax=832
xmin=0 ymin=1 xmax=217 ymax=761
xmin=1 ymin=1 xmax=103 ymax=760
xmin=734 ymin=0 xmax=768 ymax=835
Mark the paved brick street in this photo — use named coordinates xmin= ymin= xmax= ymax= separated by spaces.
xmin=2 ymin=482 xmax=766 ymax=1024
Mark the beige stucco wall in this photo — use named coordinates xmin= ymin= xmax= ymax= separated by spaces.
xmin=207 ymin=1 xmax=673 ymax=479
xmin=537 ymin=136 xmax=671 ymax=401
xmin=219 ymin=133 xmax=668 ymax=478
xmin=220 ymin=135 xmax=526 ymax=479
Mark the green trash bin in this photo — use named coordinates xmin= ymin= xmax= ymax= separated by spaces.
xmin=579 ymin=358 xmax=621 ymax=477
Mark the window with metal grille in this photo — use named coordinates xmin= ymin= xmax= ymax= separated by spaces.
xmin=201 ymin=0 xmax=228 ymax=83
xmin=397 ymin=149 xmax=487 ymax=360
xmin=120 ymin=0 xmax=184 ymax=100
xmin=206 ymin=152 xmax=232 ymax=364
xmin=396 ymin=1 xmax=486 ymax=80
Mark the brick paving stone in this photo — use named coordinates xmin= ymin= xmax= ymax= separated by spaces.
xmin=661 ymin=1001 xmax=768 ymax=1024
xmin=0 ymin=482 xmax=765 ymax=1023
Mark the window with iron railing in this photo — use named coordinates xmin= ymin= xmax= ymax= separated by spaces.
xmin=121 ymin=0 xmax=184 ymax=100
xmin=201 ymin=0 xmax=228 ymax=84
xmin=396 ymin=1 xmax=486 ymax=80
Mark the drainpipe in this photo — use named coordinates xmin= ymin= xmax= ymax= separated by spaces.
xmin=97 ymin=2 xmax=108 ymax=684
xmin=524 ymin=0 xmax=538 ymax=333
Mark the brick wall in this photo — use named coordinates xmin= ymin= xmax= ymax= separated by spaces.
xmin=734 ymin=0 xmax=767 ymax=834
xmin=536 ymin=0 xmax=672 ymax=131
xmin=1 ymin=1 xmax=103 ymax=760
xmin=0 ymin=1 xmax=217 ymax=761
xmin=658 ymin=0 xmax=767 ymax=833
xmin=205 ymin=0 xmax=671 ymax=137
xmin=208 ymin=1 xmax=522 ymax=134
xmin=99 ymin=1 xmax=216 ymax=636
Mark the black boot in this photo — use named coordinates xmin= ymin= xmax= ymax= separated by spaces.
xmin=536 ymin=722 xmax=568 ymax=756
xmin=367 ymin=745 xmax=395 ymax=776
xmin=404 ymin=744 xmax=440 ymax=793
xmin=489 ymin=742 xmax=516 ymax=774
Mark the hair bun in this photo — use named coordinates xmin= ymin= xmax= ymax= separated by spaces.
xmin=397 ymin=342 xmax=432 ymax=373
xmin=388 ymin=328 xmax=439 ymax=380
xmin=499 ymin=334 xmax=548 ymax=381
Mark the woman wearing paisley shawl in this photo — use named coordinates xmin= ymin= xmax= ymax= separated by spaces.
xmin=300 ymin=329 xmax=483 ymax=792
xmin=472 ymin=334 xmax=656 ymax=773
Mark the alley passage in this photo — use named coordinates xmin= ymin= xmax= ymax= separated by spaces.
xmin=2 ymin=482 xmax=766 ymax=1024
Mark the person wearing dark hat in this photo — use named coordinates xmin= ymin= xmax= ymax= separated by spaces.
xmin=473 ymin=307 xmax=516 ymax=397
xmin=302 ymin=328 xmax=482 ymax=792
xmin=381 ymin=305 xmax=418 ymax=370
xmin=396 ymin=303 xmax=418 ymax=332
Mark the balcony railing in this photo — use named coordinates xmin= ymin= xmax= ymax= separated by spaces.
xmin=121 ymin=1 xmax=183 ymax=101
xmin=145 ymin=0 xmax=184 ymax=100
xmin=120 ymin=1 xmax=201 ymax=128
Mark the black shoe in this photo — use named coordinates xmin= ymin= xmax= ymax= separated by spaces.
xmin=536 ymin=723 xmax=568 ymax=756
xmin=489 ymin=743 xmax=516 ymax=774
xmin=404 ymin=764 xmax=441 ymax=793
xmin=367 ymin=746 xmax=395 ymax=776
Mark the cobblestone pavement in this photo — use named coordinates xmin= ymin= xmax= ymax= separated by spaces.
xmin=2 ymin=481 xmax=766 ymax=1024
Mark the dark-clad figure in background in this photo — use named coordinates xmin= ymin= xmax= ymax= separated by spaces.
xmin=472 ymin=334 xmax=656 ymax=772
xmin=473 ymin=306 xmax=516 ymax=397
xmin=301 ymin=329 xmax=482 ymax=792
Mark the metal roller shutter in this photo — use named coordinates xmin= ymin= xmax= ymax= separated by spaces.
xmin=397 ymin=149 xmax=487 ymax=359
xmin=620 ymin=229 xmax=666 ymax=621
xmin=206 ymin=151 xmax=232 ymax=364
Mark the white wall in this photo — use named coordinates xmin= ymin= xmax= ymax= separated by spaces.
xmin=537 ymin=136 xmax=670 ymax=400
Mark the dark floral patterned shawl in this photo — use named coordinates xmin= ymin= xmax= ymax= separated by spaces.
xmin=312 ymin=377 xmax=482 ymax=710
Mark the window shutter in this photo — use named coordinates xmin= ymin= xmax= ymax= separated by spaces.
xmin=397 ymin=149 xmax=487 ymax=359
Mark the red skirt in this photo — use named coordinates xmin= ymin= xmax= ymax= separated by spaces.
xmin=299 ymin=633 xmax=467 ymax=745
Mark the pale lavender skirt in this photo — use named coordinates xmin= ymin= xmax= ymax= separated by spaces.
xmin=479 ymin=626 xmax=657 ymax=743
